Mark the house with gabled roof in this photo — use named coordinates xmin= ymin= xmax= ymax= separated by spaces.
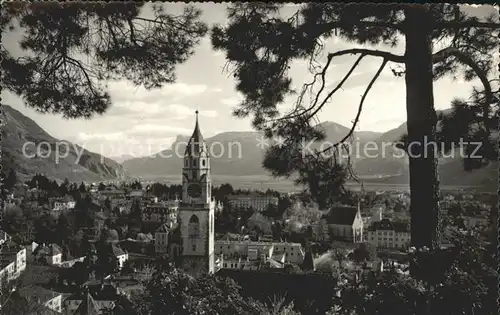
xmin=64 ymin=284 xmax=120 ymax=315
xmin=323 ymin=204 xmax=364 ymax=243
xmin=154 ymin=223 xmax=170 ymax=254
xmin=33 ymin=243 xmax=63 ymax=265
xmin=72 ymin=292 xmax=100 ymax=315
xmin=110 ymin=244 xmax=128 ymax=269
xmin=17 ymin=284 xmax=63 ymax=313
xmin=0 ymin=229 xmax=12 ymax=245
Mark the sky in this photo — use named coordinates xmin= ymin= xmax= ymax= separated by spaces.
xmin=2 ymin=3 xmax=498 ymax=159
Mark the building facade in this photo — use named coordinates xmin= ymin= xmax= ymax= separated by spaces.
xmin=0 ymin=245 xmax=26 ymax=288
xmin=142 ymin=200 xmax=179 ymax=225
xmin=178 ymin=111 xmax=215 ymax=275
xmin=155 ymin=223 xmax=170 ymax=254
xmin=227 ymin=195 xmax=279 ymax=212
xmin=214 ymin=240 xmax=304 ymax=266
xmin=366 ymin=219 xmax=411 ymax=249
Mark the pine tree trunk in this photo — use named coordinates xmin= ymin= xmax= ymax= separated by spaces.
xmin=404 ymin=7 xmax=442 ymax=278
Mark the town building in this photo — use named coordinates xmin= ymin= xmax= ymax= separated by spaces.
xmin=0 ymin=260 xmax=15 ymax=287
xmin=99 ymin=187 xmax=126 ymax=199
xmin=370 ymin=202 xmax=385 ymax=221
xmin=227 ymin=194 xmax=279 ymax=212
xmin=33 ymin=243 xmax=63 ymax=265
xmin=71 ymin=292 xmax=100 ymax=315
xmin=154 ymin=223 xmax=170 ymax=254
xmin=0 ymin=229 xmax=11 ymax=245
xmin=18 ymin=285 xmax=63 ymax=313
xmin=321 ymin=204 xmax=364 ymax=243
xmin=366 ymin=219 xmax=411 ymax=249
xmin=142 ymin=199 xmax=179 ymax=226
xmin=49 ymin=196 xmax=76 ymax=212
xmin=110 ymin=244 xmax=129 ymax=269
xmin=214 ymin=240 xmax=304 ymax=267
xmin=63 ymin=284 xmax=120 ymax=315
xmin=0 ymin=244 xmax=26 ymax=288
xmin=127 ymin=190 xmax=144 ymax=200
xmin=178 ymin=111 xmax=216 ymax=275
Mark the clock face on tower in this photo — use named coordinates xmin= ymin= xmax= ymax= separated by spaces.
xmin=187 ymin=183 xmax=202 ymax=198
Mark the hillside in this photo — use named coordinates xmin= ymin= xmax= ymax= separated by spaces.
xmin=1 ymin=104 xmax=127 ymax=182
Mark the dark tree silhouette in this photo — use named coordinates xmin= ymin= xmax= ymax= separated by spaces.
xmin=94 ymin=241 xmax=120 ymax=283
xmin=58 ymin=178 xmax=70 ymax=196
xmin=55 ymin=213 xmax=73 ymax=246
xmin=1 ymin=2 xmax=208 ymax=118
xmin=104 ymin=197 xmax=112 ymax=211
xmin=211 ymin=3 xmax=498 ymax=278
xmin=130 ymin=180 xmax=142 ymax=190
xmin=98 ymin=182 xmax=106 ymax=191
xmin=3 ymin=169 xmax=17 ymax=191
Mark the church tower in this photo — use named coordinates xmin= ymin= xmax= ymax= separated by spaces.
xmin=178 ymin=111 xmax=215 ymax=275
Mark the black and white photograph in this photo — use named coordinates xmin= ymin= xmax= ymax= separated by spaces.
xmin=0 ymin=2 xmax=498 ymax=315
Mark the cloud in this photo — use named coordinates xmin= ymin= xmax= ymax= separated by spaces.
xmin=107 ymin=80 xmax=219 ymax=104
xmin=129 ymin=124 xmax=192 ymax=136
xmin=166 ymin=104 xmax=218 ymax=120
xmin=76 ymin=132 xmax=125 ymax=141
xmin=108 ymin=101 xmax=218 ymax=121
xmin=221 ymin=95 xmax=244 ymax=107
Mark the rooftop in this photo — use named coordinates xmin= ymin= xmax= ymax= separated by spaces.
xmin=216 ymin=240 xmax=302 ymax=247
xmin=17 ymin=285 xmax=60 ymax=303
xmin=73 ymin=292 xmax=100 ymax=315
xmin=65 ymin=284 xmax=119 ymax=302
xmin=323 ymin=205 xmax=360 ymax=225
xmin=0 ymin=259 xmax=15 ymax=269
xmin=368 ymin=219 xmax=410 ymax=233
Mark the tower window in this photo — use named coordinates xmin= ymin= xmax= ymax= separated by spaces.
xmin=188 ymin=215 xmax=200 ymax=237
xmin=202 ymin=159 xmax=205 ymax=167
xmin=184 ymin=159 xmax=188 ymax=167
xmin=193 ymin=158 xmax=197 ymax=166
xmin=192 ymin=244 xmax=197 ymax=252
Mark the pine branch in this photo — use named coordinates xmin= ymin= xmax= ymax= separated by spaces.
xmin=306 ymin=19 xmax=499 ymax=39
xmin=435 ymin=20 xmax=500 ymax=30
xmin=307 ymin=54 xmax=367 ymax=119
xmin=279 ymin=54 xmax=366 ymax=122
xmin=318 ymin=59 xmax=388 ymax=155
xmin=327 ymin=48 xmax=405 ymax=63
xmin=432 ymin=47 xmax=494 ymax=133
xmin=272 ymin=48 xmax=403 ymax=124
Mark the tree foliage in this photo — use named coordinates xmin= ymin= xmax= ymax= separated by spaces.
xmin=334 ymin=224 xmax=497 ymax=315
xmin=109 ymin=262 xmax=300 ymax=315
xmin=1 ymin=2 xmax=208 ymax=118
xmin=211 ymin=3 xmax=499 ymax=266
xmin=211 ymin=2 xmax=497 ymax=196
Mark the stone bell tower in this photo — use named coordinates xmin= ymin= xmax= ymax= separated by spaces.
xmin=178 ymin=110 xmax=215 ymax=275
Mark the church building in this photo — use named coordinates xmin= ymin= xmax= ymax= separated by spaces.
xmin=177 ymin=110 xmax=216 ymax=275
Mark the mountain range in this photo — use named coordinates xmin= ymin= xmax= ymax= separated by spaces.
xmin=121 ymin=119 xmax=497 ymax=190
xmin=2 ymin=104 xmax=127 ymax=182
xmin=3 ymin=104 xmax=496 ymax=190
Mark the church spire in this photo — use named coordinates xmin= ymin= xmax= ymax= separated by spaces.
xmin=185 ymin=110 xmax=206 ymax=156
xmin=194 ymin=110 xmax=199 ymax=133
